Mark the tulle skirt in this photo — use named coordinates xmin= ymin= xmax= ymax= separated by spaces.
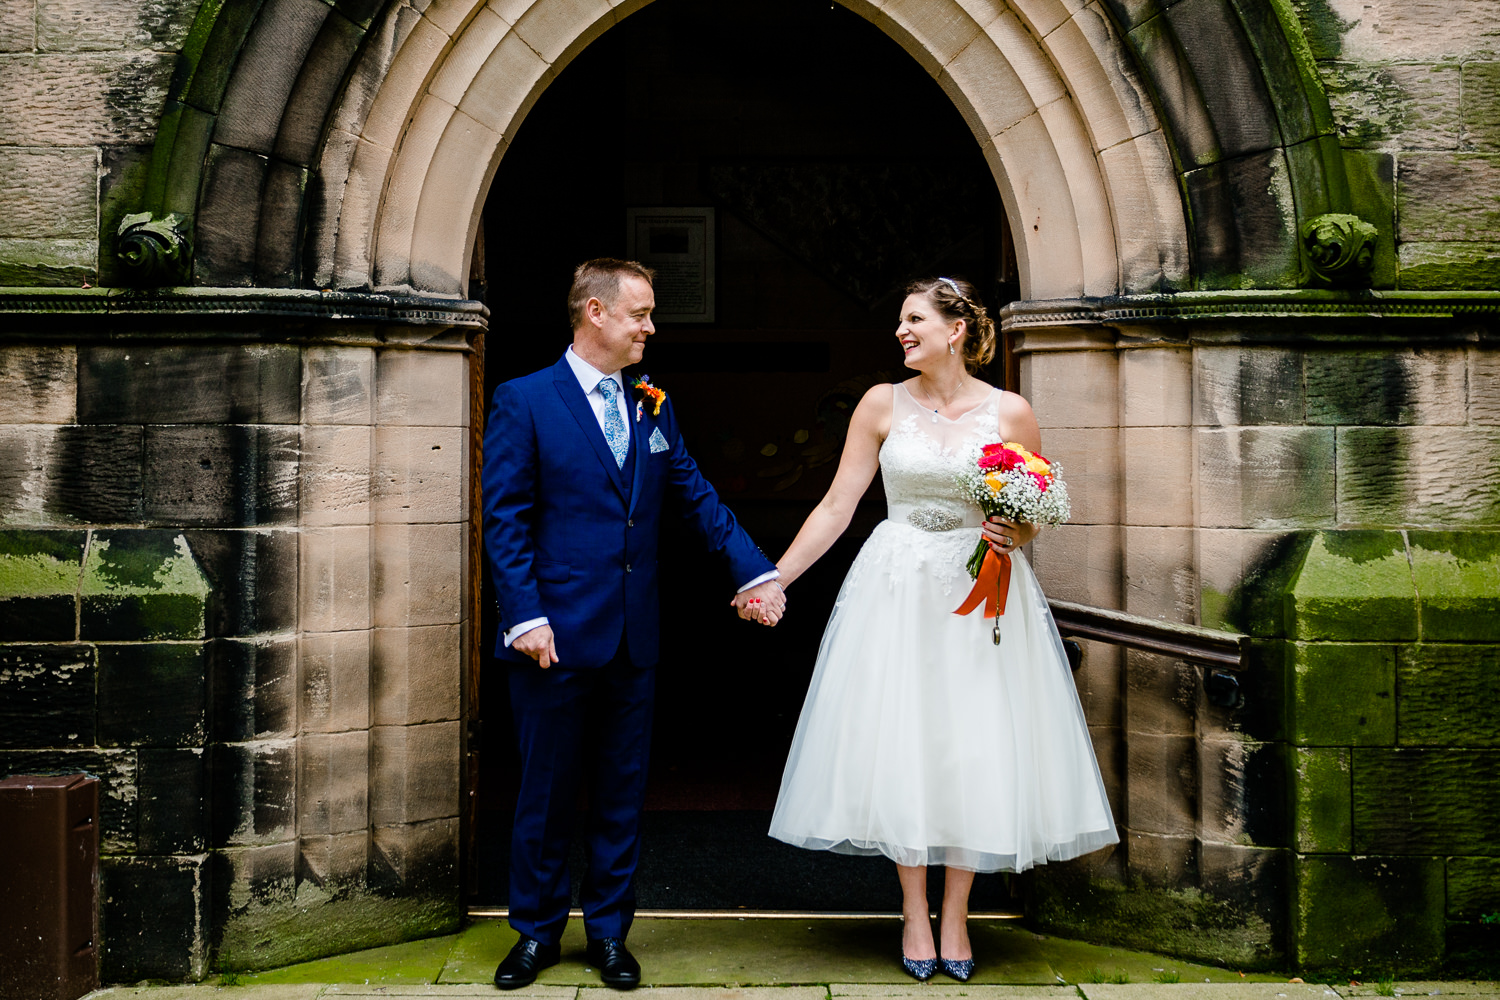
xmin=768 ymin=519 xmax=1118 ymax=872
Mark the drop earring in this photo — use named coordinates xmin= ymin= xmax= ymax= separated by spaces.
xmin=949 ymin=343 xmax=956 ymax=355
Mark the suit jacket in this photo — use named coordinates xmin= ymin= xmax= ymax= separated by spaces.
xmin=481 ymin=352 xmax=774 ymax=668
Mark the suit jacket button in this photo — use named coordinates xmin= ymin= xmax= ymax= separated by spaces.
xmin=628 ymin=519 xmax=634 ymax=527
xmin=626 ymin=563 xmax=632 ymax=573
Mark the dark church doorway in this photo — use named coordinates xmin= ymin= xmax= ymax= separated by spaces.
xmin=472 ymin=0 xmax=1020 ymax=912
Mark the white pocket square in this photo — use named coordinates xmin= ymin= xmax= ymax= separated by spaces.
xmin=648 ymin=428 xmax=669 ymax=454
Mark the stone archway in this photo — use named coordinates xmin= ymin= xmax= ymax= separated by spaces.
xmin=134 ymin=0 xmax=1353 ymax=299
xmin=300 ymin=0 xmax=1187 ymax=300
xmin=99 ymin=0 xmax=1369 ymax=976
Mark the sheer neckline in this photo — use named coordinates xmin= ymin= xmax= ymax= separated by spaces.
xmin=896 ymin=381 xmax=999 ymax=423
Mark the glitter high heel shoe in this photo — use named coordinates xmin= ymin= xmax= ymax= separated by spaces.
xmin=940 ymin=957 xmax=975 ymax=982
xmin=901 ymin=955 xmax=938 ymax=981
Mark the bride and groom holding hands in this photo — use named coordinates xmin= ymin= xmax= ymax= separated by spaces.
xmin=480 ymin=258 xmax=1117 ymax=992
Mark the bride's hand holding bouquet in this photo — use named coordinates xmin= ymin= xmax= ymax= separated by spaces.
xmin=954 ymin=441 xmax=1071 ymax=641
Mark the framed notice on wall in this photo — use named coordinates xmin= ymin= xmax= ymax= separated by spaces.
xmin=626 ymin=208 xmax=715 ymax=323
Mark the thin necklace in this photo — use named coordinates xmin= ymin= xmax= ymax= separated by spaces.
xmin=912 ymin=376 xmax=970 ymax=422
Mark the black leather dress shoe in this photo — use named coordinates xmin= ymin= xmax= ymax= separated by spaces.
xmin=493 ymin=936 xmax=561 ymax=990
xmin=585 ymin=937 xmax=641 ymax=990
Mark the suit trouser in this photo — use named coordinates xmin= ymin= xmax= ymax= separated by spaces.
xmin=506 ymin=648 xmax=656 ymax=945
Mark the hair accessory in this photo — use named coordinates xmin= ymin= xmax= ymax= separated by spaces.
xmin=937 ymin=276 xmax=963 ymax=296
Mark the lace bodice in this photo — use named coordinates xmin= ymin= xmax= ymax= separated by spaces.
xmin=880 ymin=382 xmax=1001 ymax=529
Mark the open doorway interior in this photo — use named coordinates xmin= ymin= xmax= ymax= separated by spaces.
xmin=474 ymin=0 xmax=1019 ymax=911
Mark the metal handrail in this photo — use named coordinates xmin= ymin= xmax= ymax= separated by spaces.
xmin=1048 ymin=599 xmax=1249 ymax=671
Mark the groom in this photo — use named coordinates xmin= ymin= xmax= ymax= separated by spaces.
xmin=481 ymin=259 xmax=785 ymax=990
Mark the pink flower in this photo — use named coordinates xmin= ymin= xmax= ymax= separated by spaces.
xmin=979 ymin=445 xmax=1027 ymax=472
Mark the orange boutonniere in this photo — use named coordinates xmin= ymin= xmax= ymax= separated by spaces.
xmin=630 ymin=375 xmax=665 ymax=421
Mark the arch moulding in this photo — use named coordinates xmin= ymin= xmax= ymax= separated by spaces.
xmin=311 ymin=0 xmax=1189 ymax=302
xmin=150 ymin=0 xmax=1204 ymax=303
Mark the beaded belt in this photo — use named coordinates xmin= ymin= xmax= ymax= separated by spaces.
xmin=888 ymin=504 xmax=982 ymax=533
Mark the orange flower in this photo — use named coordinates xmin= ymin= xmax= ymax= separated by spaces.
xmin=630 ymin=375 xmax=666 ymax=416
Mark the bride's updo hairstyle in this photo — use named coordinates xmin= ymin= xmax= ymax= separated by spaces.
xmin=907 ymin=276 xmax=997 ymax=377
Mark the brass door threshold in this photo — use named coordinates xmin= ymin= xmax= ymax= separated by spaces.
xmin=467 ymin=908 xmax=1023 ymax=920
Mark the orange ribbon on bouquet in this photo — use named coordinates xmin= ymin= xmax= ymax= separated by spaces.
xmin=954 ymin=549 xmax=1011 ymax=619
xmin=955 ymin=548 xmax=1011 ymax=645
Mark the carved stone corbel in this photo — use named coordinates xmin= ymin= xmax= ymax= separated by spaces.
xmin=1300 ymin=212 xmax=1379 ymax=289
xmin=116 ymin=212 xmax=191 ymax=286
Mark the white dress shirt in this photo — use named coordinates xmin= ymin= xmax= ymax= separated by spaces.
xmin=503 ymin=347 xmax=777 ymax=648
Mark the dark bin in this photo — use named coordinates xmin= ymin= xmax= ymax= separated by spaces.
xmin=0 ymin=774 xmax=100 ymax=1000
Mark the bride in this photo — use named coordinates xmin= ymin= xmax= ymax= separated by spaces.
xmin=761 ymin=276 xmax=1117 ymax=981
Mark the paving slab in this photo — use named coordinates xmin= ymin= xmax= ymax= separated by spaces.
xmin=87 ymin=988 xmax=324 ymax=999
xmin=438 ymin=920 xmax=520 ymax=984
xmin=326 ymin=987 xmax=578 ymax=996
xmin=581 ymin=988 xmax=830 ymax=1000
xmin=1343 ymin=986 xmax=1500 ymax=997
xmin=1079 ymin=986 xmax=1342 ymax=1000
xmin=1039 ymin=935 xmax=1284 ymax=986
xmin=831 ymin=986 xmax=1077 ymax=997
xmin=238 ymin=934 xmax=462 ymax=986
xmin=439 ymin=918 xmax=1055 ymax=987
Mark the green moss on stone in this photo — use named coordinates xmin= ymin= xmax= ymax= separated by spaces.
xmin=1221 ymin=532 xmax=1314 ymax=638
xmin=1285 ymin=531 xmax=1417 ymax=642
xmin=1285 ymin=135 xmax=1348 ymax=217
xmin=1294 ymin=854 xmax=1445 ymax=973
xmin=1305 ymin=351 xmax=1412 ymax=425
xmin=1352 ymin=748 xmax=1500 ymax=856
xmin=0 ymin=238 xmax=97 ymax=286
xmin=1200 ymin=586 xmax=1231 ymax=632
xmin=1398 ymin=243 xmax=1500 ymax=291
xmin=1398 ymin=644 xmax=1500 ymax=747
xmin=78 ymin=533 xmax=209 ymax=640
xmin=82 ymin=593 xmax=206 ymax=641
xmin=1292 ymin=746 xmax=1351 ymax=852
xmin=215 ymin=887 xmax=461 ymax=973
xmin=98 ymin=145 xmax=155 ymax=287
xmin=162 ymin=104 xmax=218 ymax=220
xmin=1446 ymin=857 xmax=1500 ymax=921
xmin=229 ymin=930 xmax=460 ymax=985
xmin=1287 ymin=641 xmax=1397 ymax=746
xmin=1029 ymin=868 xmax=1280 ymax=970
xmin=1267 ymin=0 xmax=1339 ymax=134
xmin=82 ymin=533 xmax=208 ymax=594
xmin=1407 ymin=531 xmax=1500 ymax=642
xmin=1344 ymin=151 xmax=1396 ymax=288
xmin=1283 ymin=0 xmax=1352 ymax=62
xmin=0 ymin=530 xmax=86 ymax=596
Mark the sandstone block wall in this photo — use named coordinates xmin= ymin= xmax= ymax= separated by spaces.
xmin=0 ymin=338 xmax=473 ymax=978
xmin=1026 ymin=335 xmax=1500 ymax=974
xmin=0 ymin=0 xmax=193 ymax=285
xmin=1299 ymin=0 xmax=1500 ymax=289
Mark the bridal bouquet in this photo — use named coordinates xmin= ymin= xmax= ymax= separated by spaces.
xmin=953 ymin=441 xmax=1071 ymax=640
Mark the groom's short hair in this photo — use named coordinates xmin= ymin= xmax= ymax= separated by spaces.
xmin=569 ymin=258 xmax=655 ymax=331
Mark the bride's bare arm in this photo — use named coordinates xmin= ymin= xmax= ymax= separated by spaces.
xmin=997 ymin=390 xmax=1042 ymax=453
xmin=775 ymin=385 xmax=890 ymax=588
xmin=983 ymin=391 xmax=1045 ymax=552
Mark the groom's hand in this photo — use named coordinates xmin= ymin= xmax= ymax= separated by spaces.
xmin=732 ymin=581 xmax=786 ymax=626
xmin=513 ymin=624 xmax=559 ymax=667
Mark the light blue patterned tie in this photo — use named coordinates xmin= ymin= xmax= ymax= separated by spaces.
xmin=599 ymin=377 xmax=628 ymax=469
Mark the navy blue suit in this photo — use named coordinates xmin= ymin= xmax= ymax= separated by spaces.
xmin=481 ymin=351 xmax=773 ymax=943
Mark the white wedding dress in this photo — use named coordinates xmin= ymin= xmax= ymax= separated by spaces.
xmin=768 ymin=383 xmax=1118 ymax=872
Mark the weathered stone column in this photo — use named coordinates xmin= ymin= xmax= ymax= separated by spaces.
xmin=1011 ymin=294 xmax=1500 ymax=974
xmin=0 ymin=291 xmax=483 ymax=979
